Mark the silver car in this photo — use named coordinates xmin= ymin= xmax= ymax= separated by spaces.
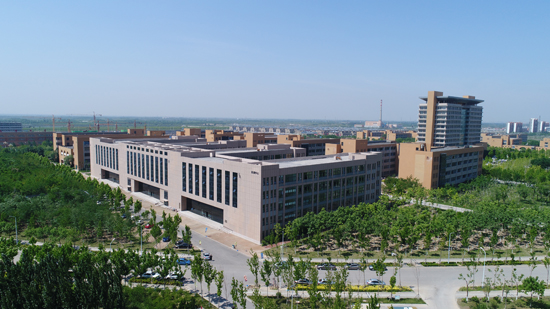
xmin=367 ymin=278 xmax=386 ymax=286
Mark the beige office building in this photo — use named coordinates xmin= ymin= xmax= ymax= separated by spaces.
xmin=90 ymin=137 xmax=383 ymax=244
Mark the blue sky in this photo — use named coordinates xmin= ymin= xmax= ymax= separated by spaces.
xmin=1 ymin=1 xmax=549 ymax=123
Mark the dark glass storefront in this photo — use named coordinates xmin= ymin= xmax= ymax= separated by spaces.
xmin=137 ymin=181 xmax=160 ymax=199
xmin=187 ymin=198 xmax=224 ymax=224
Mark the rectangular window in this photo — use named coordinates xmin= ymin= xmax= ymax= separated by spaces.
xmin=202 ymin=166 xmax=207 ymax=198
xmin=225 ymin=171 xmax=230 ymax=205
xmin=188 ymin=164 xmax=193 ymax=194
xmin=285 ymin=174 xmax=297 ymax=183
xmin=141 ymin=154 xmax=144 ymax=178
xmin=182 ymin=163 xmax=187 ymax=192
xmin=217 ymin=169 xmax=222 ymax=203
xmin=232 ymin=172 xmax=238 ymax=208
xmin=150 ymin=156 xmax=154 ymax=181
xmin=209 ymin=168 xmax=214 ymax=200
xmin=155 ymin=157 xmax=159 ymax=183
xmin=137 ymin=152 xmax=141 ymax=178
xmin=195 ymin=165 xmax=199 ymax=196
xmin=164 ymin=158 xmax=168 ymax=186
xmin=127 ymin=151 xmax=130 ymax=173
xmin=134 ymin=153 xmax=137 ymax=176
xmin=146 ymin=155 xmax=150 ymax=180
xmin=160 ymin=157 xmax=164 ymax=185
xmin=96 ymin=145 xmax=99 ymax=164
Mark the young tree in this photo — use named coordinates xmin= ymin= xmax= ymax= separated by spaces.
xmin=134 ymin=200 xmax=142 ymax=213
xmin=247 ymin=250 xmax=260 ymax=287
xmin=458 ymin=265 xmax=477 ymax=302
xmin=260 ymin=260 xmax=272 ymax=296
xmin=191 ymin=253 xmax=205 ymax=296
xmin=307 ymin=263 xmax=321 ymax=309
xmin=389 ymin=275 xmax=397 ymax=300
xmin=543 ymin=256 xmax=550 ymax=287
xmin=359 ymin=254 xmax=368 ymax=286
xmin=150 ymin=224 xmax=162 ymax=248
xmin=183 ymin=225 xmax=192 ymax=254
xmin=368 ymin=294 xmax=381 ymax=309
xmin=215 ymin=270 xmax=224 ymax=306
xmin=511 ymin=268 xmax=525 ymax=300
xmin=203 ymin=262 xmax=216 ymax=302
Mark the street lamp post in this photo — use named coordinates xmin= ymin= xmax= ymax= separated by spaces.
xmin=9 ymin=216 xmax=17 ymax=244
xmin=140 ymin=224 xmax=143 ymax=256
xmin=280 ymin=228 xmax=284 ymax=289
xmin=480 ymin=247 xmax=487 ymax=287
xmin=447 ymin=233 xmax=454 ymax=264
xmin=110 ymin=238 xmax=116 ymax=252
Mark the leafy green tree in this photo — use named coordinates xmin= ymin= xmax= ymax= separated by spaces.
xmin=368 ymin=294 xmax=381 ymax=309
xmin=191 ymin=253 xmax=205 ymax=296
xmin=215 ymin=270 xmax=224 ymax=306
xmin=389 ymin=275 xmax=397 ymax=299
xmin=260 ymin=260 xmax=272 ymax=296
xmin=247 ymin=250 xmax=260 ymax=287
xmin=134 ymin=200 xmax=142 ymax=213
xmin=63 ymin=154 xmax=74 ymax=167
xmin=203 ymin=262 xmax=216 ymax=302
xmin=521 ymin=276 xmax=545 ymax=306
xmin=150 ymin=224 xmax=162 ymax=248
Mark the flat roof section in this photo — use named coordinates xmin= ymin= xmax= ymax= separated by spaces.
xmin=419 ymin=95 xmax=484 ymax=105
xmin=275 ymin=153 xmax=368 ymax=168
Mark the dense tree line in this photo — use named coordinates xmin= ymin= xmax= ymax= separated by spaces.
xmin=0 ymin=146 xmax=137 ymax=244
xmin=0 ymin=239 xmax=214 ymax=309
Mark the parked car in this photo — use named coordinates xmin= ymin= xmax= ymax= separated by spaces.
xmin=345 ymin=263 xmax=360 ymax=270
xmin=144 ymin=223 xmax=153 ymax=229
xmin=203 ymin=252 xmax=213 ymax=260
xmin=165 ymin=273 xmax=181 ymax=280
xmin=316 ymin=263 xmax=337 ymax=270
xmin=317 ymin=279 xmax=334 ymax=285
xmin=368 ymin=264 xmax=387 ymax=271
xmin=177 ymin=258 xmax=191 ymax=265
xmin=294 ymin=278 xmax=312 ymax=285
xmin=162 ymin=236 xmax=170 ymax=242
xmin=367 ymin=278 xmax=386 ymax=286
xmin=121 ymin=214 xmax=127 ymax=219
xmin=141 ymin=271 xmax=161 ymax=279
xmin=175 ymin=242 xmax=193 ymax=249
xmin=274 ymin=261 xmax=288 ymax=269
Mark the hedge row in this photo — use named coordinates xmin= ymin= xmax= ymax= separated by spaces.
xmin=129 ymin=278 xmax=183 ymax=286
xmin=421 ymin=260 xmax=537 ymax=267
xmin=294 ymin=284 xmax=412 ymax=292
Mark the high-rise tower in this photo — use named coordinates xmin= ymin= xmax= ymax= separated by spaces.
xmin=416 ymin=91 xmax=483 ymax=151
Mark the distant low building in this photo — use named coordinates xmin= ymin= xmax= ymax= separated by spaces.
xmin=0 ymin=131 xmax=52 ymax=147
xmin=481 ymin=133 xmax=526 ymax=147
xmin=0 ymin=122 xmax=23 ymax=132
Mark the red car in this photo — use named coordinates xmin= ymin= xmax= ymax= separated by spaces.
xmin=145 ymin=223 xmax=153 ymax=229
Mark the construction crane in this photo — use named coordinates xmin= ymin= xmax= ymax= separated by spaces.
xmin=134 ymin=120 xmax=147 ymax=132
xmin=67 ymin=119 xmax=73 ymax=133
xmin=68 ymin=112 xmax=102 ymax=131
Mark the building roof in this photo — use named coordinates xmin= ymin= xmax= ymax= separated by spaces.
xmin=419 ymin=96 xmax=484 ymax=105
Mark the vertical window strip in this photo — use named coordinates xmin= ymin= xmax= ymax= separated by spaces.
xmin=165 ymin=158 xmax=168 ymax=186
xmin=160 ymin=158 xmax=163 ymax=185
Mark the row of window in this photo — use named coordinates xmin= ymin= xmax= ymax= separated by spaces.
xmin=96 ymin=145 xmax=118 ymax=170
xmin=182 ymin=163 xmax=238 ymax=208
xmin=263 ymin=163 xmax=379 ymax=187
xmin=127 ymin=151 xmax=168 ymax=186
